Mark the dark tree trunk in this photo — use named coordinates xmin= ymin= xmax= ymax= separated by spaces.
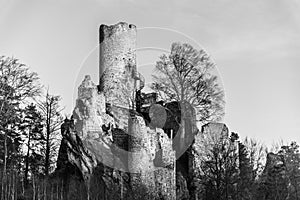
xmin=1 ymin=131 xmax=8 ymax=200
xmin=24 ymin=131 xmax=31 ymax=186
xmin=45 ymin=100 xmax=52 ymax=176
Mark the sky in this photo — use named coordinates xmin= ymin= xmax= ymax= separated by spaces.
xmin=0 ymin=0 xmax=299 ymax=148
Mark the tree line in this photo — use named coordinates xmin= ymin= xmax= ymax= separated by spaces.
xmin=191 ymin=131 xmax=300 ymax=200
xmin=0 ymin=56 xmax=64 ymax=200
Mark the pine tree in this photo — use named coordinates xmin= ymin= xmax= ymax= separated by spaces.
xmin=237 ymin=142 xmax=254 ymax=200
xmin=279 ymin=142 xmax=300 ymax=200
xmin=20 ymin=104 xmax=44 ymax=186
xmin=257 ymin=152 xmax=289 ymax=200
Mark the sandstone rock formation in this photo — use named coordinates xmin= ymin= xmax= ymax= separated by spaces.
xmin=188 ymin=123 xmax=238 ymax=200
xmin=256 ymin=153 xmax=289 ymax=200
xmin=55 ymin=22 xmax=177 ymax=200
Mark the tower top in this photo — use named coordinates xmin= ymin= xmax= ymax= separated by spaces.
xmin=99 ymin=22 xmax=136 ymax=43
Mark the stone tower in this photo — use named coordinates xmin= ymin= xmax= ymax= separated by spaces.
xmin=99 ymin=22 xmax=138 ymax=131
xmin=99 ymin=22 xmax=137 ymax=119
xmin=98 ymin=22 xmax=176 ymax=199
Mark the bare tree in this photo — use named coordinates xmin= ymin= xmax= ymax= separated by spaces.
xmin=38 ymin=90 xmax=64 ymax=176
xmin=151 ymin=42 xmax=224 ymax=149
xmin=199 ymin=132 xmax=239 ymax=200
xmin=151 ymin=42 xmax=224 ymax=122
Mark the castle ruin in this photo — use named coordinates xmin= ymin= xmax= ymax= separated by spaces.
xmin=57 ymin=22 xmax=179 ymax=200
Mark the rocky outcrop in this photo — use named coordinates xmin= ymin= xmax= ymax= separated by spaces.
xmin=55 ymin=74 xmax=206 ymax=200
xmin=56 ymin=117 xmax=129 ymax=200
xmin=187 ymin=123 xmax=235 ymax=200
xmin=56 ymin=67 xmax=176 ymax=199
xmin=54 ymin=22 xmax=210 ymax=200
xmin=256 ymin=153 xmax=289 ymax=200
